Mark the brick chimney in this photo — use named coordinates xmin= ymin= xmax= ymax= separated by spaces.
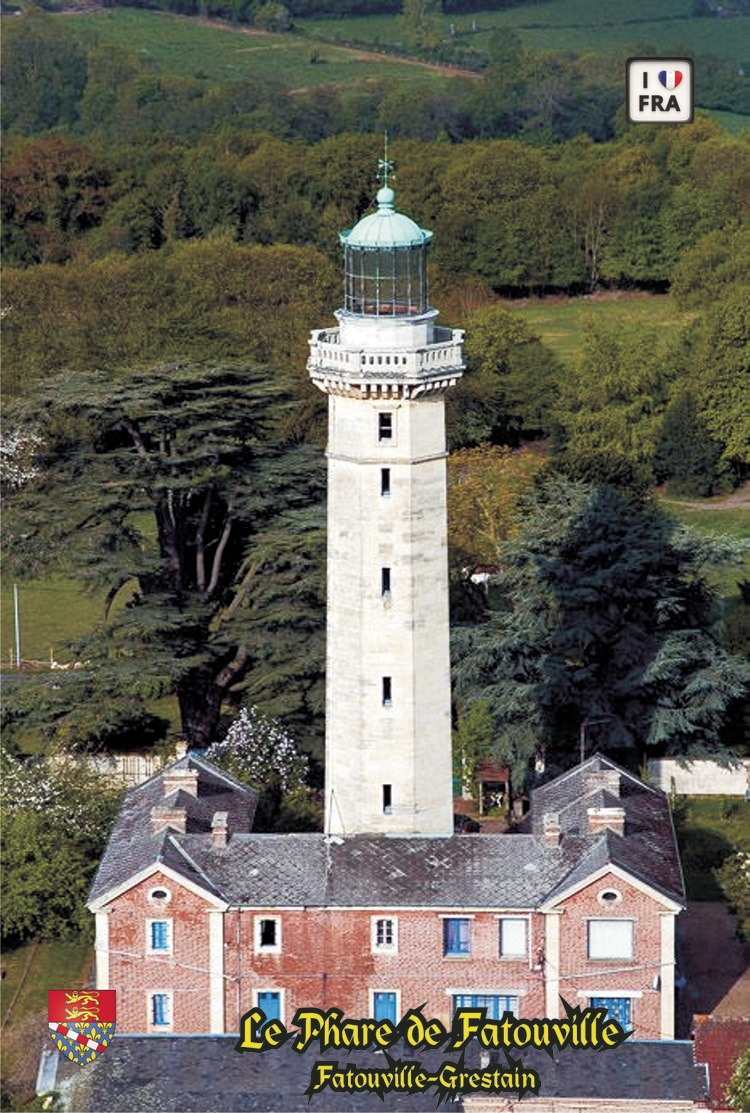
xmin=543 ymin=812 xmax=562 ymax=847
xmin=162 ymin=766 xmax=199 ymax=798
xmin=583 ymin=768 xmax=621 ymax=797
xmin=211 ymin=811 xmax=229 ymax=848
xmin=587 ymin=806 xmax=625 ymax=837
xmin=151 ymin=803 xmax=187 ymax=835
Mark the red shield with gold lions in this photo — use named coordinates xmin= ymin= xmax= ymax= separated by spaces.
xmin=48 ymin=990 xmax=116 ymax=1065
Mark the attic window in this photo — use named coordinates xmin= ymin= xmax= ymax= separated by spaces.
xmin=598 ymin=888 xmax=622 ymax=906
xmin=148 ymin=887 xmax=171 ymax=903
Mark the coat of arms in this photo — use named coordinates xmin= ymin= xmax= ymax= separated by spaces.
xmin=48 ymin=990 xmax=116 ymax=1065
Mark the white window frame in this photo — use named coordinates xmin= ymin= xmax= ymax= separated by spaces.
xmin=146 ymin=917 xmax=173 ymax=955
xmin=371 ymin=915 xmax=398 ymax=955
xmin=147 ymin=886 xmax=172 ymax=904
xmin=252 ymin=987 xmax=286 ymax=1026
xmin=497 ymin=916 xmax=528 ymax=960
xmin=587 ymin=918 xmax=634 ymax=960
xmin=378 ymin=411 xmax=395 ymax=444
xmin=147 ymin=990 xmax=173 ymax=1030
xmin=254 ymin=915 xmax=282 ymax=955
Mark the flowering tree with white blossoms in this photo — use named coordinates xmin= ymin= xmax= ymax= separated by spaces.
xmin=206 ymin=706 xmax=308 ymax=794
xmin=1 ymin=751 xmax=121 ymax=944
xmin=0 ymin=422 xmax=42 ymax=492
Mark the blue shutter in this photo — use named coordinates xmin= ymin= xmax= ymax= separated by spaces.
xmin=591 ymin=997 xmax=632 ymax=1028
xmin=152 ymin=994 xmax=169 ymax=1026
xmin=444 ymin=918 xmax=470 ymax=955
xmin=373 ymin=992 xmax=398 ymax=1024
xmin=151 ymin=921 xmax=168 ymax=950
xmin=257 ymin=992 xmax=281 ymax=1023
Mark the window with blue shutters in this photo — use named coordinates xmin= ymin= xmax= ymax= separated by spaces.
xmin=590 ymin=997 xmax=632 ymax=1028
xmin=443 ymin=918 xmax=471 ymax=956
xmin=150 ymin=993 xmax=171 ymax=1027
xmin=452 ymin=994 xmax=518 ymax=1020
xmin=373 ymin=992 xmax=398 ymax=1024
xmin=148 ymin=919 xmax=171 ymax=953
xmin=257 ymin=991 xmax=282 ymax=1025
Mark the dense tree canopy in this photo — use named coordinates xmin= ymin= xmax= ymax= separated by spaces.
xmin=3 ymin=363 xmax=327 ymax=759
xmin=451 ymin=475 xmax=750 ymax=786
xmin=0 ymin=753 xmax=121 ymax=945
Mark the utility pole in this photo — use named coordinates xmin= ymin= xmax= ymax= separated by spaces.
xmin=13 ymin=583 xmax=21 ymax=668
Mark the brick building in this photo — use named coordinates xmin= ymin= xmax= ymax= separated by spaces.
xmin=88 ymin=752 xmax=684 ymax=1041
xmin=88 ymin=172 xmax=687 ymax=1051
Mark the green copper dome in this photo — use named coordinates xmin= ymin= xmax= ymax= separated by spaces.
xmin=340 ymin=186 xmax=433 ymax=250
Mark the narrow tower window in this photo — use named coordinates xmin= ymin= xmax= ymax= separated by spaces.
xmin=378 ymin=413 xmax=393 ymax=441
xmin=382 ymin=676 xmax=392 ymax=706
xmin=383 ymin=785 xmax=392 ymax=814
xmin=381 ymin=567 xmax=391 ymax=597
xmin=381 ymin=468 xmax=391 ymax=496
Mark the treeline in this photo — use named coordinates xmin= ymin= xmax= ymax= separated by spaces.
xmin=3 ymin=12 xmax=749 ymax=150
xmin=3 ymin=123 xmax=747 ymax=290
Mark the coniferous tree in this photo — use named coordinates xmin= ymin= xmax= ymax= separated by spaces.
xmin=451 ymin=475 xmax=749 ymax=785
xmin=3 ymin=362 xmax=327 ymax=757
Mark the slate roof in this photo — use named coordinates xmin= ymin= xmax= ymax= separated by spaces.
xmin=89 ymin=754 xmax=684 ymax=910
xmin=529 ymin=755 xmax=685 ymax=904
xmin=88 ymin=755 xmax=257 ymax=905
xmin=60 ymin=1037 xmax=705 ymax=1112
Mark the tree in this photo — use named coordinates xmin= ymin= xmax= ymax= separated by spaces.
xmin=553 ymin=318 xmax=673 ymax=490
xmin=449 ymin=304 xmax=562 ymax=446
xmin=451 ymin=475 xmax=750 ymax=786
xmin=3 ymin=362 xmax=327 ymax=756
xmin=654 ymin=389 xmax=728 ymax=497
xmin=727 ymin=1047 xmax=750 ymax=1112
xmin=205 ymin=705 xmax=319 ymax=829
xmin=400 ymin=0 xmax=442 ymax=50
xmin=447 ymin=443 xmax=545 ymax=568
xmin=453 ymin=697 xmax=495 ymax=802
xmin=0 ymin=752 xmax=121 ymax=945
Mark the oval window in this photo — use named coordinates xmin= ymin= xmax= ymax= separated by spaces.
xmin=148 ymin=887 xmax=171 ymax=903
xmin=598 ymin=888 xmax=622 ymax=906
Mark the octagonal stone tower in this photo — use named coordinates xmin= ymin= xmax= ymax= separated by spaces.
xmin=308 ymin=170 xmax=464 ymax=837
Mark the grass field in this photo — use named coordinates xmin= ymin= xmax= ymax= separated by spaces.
xmin=673 ymin=795 xmax=750 ymax=903
xmin=0 ymin=578 xmax=104 ymax=668
xmin=68 ymin=9 xmax=447 ymax=89
xmin=300 ymin=0 xmax=750 ymax=63
xmin=510 ymin=292 xmax=689 ymax=367
xmin=1 ymin=940 xmax=93 ymax=1103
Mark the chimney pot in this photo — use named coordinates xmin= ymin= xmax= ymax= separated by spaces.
xmin=163 ymin=767 xmax=199 ymax=798
xmin=151 ymin=804 xmax=187 ymax=834
xmin=211 ymin=811 xmax=229 ymax=848
xmin=587 ymin=806 xmax=625 ymax=836
xmin=543 ymin=812 xmax=562 ymax=847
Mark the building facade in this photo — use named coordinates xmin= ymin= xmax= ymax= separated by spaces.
xmin=88 ymin=176 xmax=685 ymax=1047
xmin=89 ymin=753 xmax=684 ymax=1041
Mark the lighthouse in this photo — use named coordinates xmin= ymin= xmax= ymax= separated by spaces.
xmin=308 ymin=159 xmax=464 ymax=836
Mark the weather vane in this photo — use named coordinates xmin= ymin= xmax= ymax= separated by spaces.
xmin=377 ymin=131 xmax=393 ymax=188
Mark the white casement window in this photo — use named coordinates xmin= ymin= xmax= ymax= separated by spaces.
xmin=498 ymin=917 xmax=527 ymax=959
xmin=587 ymin=919 xmax=634 ymax=960
xmin=148 ymin=991 xmax=173 ymax=1029
xmin=146 ymin=918 xmax=173 ymax=955
xmin=254 ymin=916 xmax=282 ymax=955
xmin=371 ymin=916 xmax=398 ymax=954
xmin=378 ymin=412 xmax=394 ymax=442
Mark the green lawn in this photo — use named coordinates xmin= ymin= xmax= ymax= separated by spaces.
xmin=301 ymin=0 xmax=750 ymax=63
xmin=69 ymin=9 xmax=446 ymax=89
xmin=0 ymin=578 xmax=103 ymax=668
xmin=1 ymin=941 xmax=93 ymax=1101
xmin=510 ymin=293 xmax=689 ymax=367
xmin=673 ymin=795 xmax=750 ymax=903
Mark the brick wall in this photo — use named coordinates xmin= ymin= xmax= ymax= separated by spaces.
xmin=107 ymin=875 xmax=672 ymax=1040
xmin=105 ymin=871 xmax=214 ymax=1033
xmin=552 ymin=872 xmax=667 ymax=1040
xmin=222 ymin=908 xmax=547 ymax=1031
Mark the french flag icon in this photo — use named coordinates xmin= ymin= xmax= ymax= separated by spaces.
xmin=658 ymin=70 xmax=683 ymax=90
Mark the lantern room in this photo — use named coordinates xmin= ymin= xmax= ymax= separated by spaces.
xmin=340 ymin=185 xmax=432 ymax=318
